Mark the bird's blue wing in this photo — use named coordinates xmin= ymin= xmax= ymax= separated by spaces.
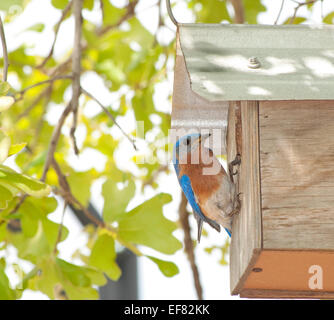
xmin=179 ymin=174 xmax=206 ymax=221
xmin=224 ymin=228 xmax=231 ymax=237
xmin=179 ymin=174 xmax=230 ymax=238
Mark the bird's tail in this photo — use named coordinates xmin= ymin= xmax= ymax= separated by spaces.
xmin=195 ymin=215 xmax=203 ymax=243
xmin=195 ymin=215 xmax=221 ymax=242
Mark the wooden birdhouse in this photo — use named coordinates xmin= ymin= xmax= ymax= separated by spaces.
xmin=171 ymin=24 xmax=334 ymax=299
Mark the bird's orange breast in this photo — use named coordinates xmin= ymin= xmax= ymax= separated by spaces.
xmin=178 ymin=147 xmax=224 ymax=205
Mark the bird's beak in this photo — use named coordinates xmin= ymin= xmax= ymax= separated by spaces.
xmin=198 ymin=133 xmax=211 ymax=144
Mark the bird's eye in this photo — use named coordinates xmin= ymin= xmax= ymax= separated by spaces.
xmin=186 ymin=137 xmax=191 ymax=145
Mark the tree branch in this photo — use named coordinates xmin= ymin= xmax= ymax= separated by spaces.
xmin=69 ymin=0 xmax=83 ymax=155
xmin=17 ymin=85 xmax=53 ymax=120
xmin=178 ymin=192 xmax=203 ymax=300
xmin=37 ymin=1 xmax=73 ymax=69
xmin=96 ymin=0 xmax=139 ymax=36
xmin=16 ymin=75 xmax=73 ymax=101
xmin=41 ymin=102 xmax=73 ymax=181
xmin=53 ymin=201 xmax=67 ymax=255
xmin=46 ymin=1 xmax=139 ymax=80
xmin=81 ymin=87 xmax=137 ymax=150
xmin=274 ymin=0 xmax=285 ymax=24
xmin=289 ymin=0 xmax=318 ymax=24
xmin=51 ymin=157 xmax=105 ymax=228
xmin=229 ymin=0 xmax=245 ymax=23
xmin=0 ymin=15 xmax=9 ymax=82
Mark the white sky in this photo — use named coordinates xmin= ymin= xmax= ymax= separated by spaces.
xmin=1 ymin=0 xmax=334 ymax=300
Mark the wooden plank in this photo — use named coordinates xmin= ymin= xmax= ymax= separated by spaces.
xmin=229 ymin=101 xmax=262 ymax=295
xmin=240 ymin=289 xmax=334 ymax=299
xmin=242 ymin=249 xmax=334 ymax=298
xmin=259 ymin=100 xmax=334 ymax=250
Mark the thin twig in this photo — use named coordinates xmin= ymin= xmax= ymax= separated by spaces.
xmin=81 ymin=87 xmax=137 ymax=150
xmin=8 ymin=194 xmax=28 ymax=216
xmin=17 ymin=85 xmax=53 ymax=119
xmin=41 ymin=102 xmax=73 ymax=181
xmin=53 ymin=201 xmax=67 ymax=255
xmin=99 ymin=0 xmax=105 ymax=22
xmin=179 ymin=192 xmax=203 ymax=300
xmin=0 ymin=15 xmax=9 ymax=82
xmin=46 ymin=1 xmax=139 ymax=79
xmin=16 ymin=75 xmax=73 ymax=100
xmin=51 ymin=157 xmax=105 ymax=228
xmin=274 ymin=0 xmax=285 ymax=24
xmin=289 ymin=0 xmax=318 ymax=24
xmin=96 ymin=0 xmax=139 ymax=36
xmin=69 ymin=0 xmax=83 ymax=155
xmin=37 ymin=1 xmax=73 ymax=69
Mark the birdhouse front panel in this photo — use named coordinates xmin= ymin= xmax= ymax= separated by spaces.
xmin=260 ymin=100 xmax=334 ymax=250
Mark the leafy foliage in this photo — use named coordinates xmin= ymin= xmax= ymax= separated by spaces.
xmin=0 ymin=0 xmax=331 ymax=300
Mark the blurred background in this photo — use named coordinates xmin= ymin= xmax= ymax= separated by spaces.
xmin=0 ymin=0 xmax=333 ymax=300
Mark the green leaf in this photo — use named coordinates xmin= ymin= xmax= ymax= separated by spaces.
xmin=34 ymin=258 xmax=59 ymax=299
xmin=101 ymin=0 xmax=126 ymax=25
xmin=0 ymin=0 xmax=23 ymax=11
xmin=146 ymin=256 xmax=179 ymax=277
xmin=67 ymin=169 xmax=97 ymax=206
xmin=125 ymin=18 xmax=154 ymax=50
xmin=324 ymin=12 xmax=334 ymax=24
xmin=0 ymin=165 xmax=51 ymax=197
xmin=118 ymin=193 xmax=182 ymax=254
xmin=51 ymin=0 xmax=69 ymax=9
xmin=0 ymin=223 xmax=6 ymax=242
xmin=0 ymin=96 xmax=14 ymax=112
xmin=244 ymin=0 xmax=266 ymax=24
xmin=96 ymin=60 xmax=126 ymax=89
xmin=83 ymin=0 xmax=94 ymax=11
xmin=8 ymin=143 xmax=27 ymax=157
xmin=35 ymin=257 xmax=99 ymax=300
xmin=0 ymin=266 xmax=16 ymax=300
xmin=89 ymin=232 xmax=121 ymax=281
xmin=0 ymin=184 xmax=14 ymax=209
xmin=26 ymin=23 xmax=45 ymax=32
xmin=12 ymin=221 xmax=51 ymax=263
xmin=56 ymin=258 xmax=91 ymax=287
xmin=85 ymin=268 xmax=107 ymax=287
xmin=0 ymin=131 xmax=11 ymax=163
xmin=132 ymin=88 xmax=155 ymax=137
xmin=0 ymin=81 xmax=11 ymax=96
xmin=191 ymin=0 xmax=231 ymax=23
xmin=102 ymin=179 xmax=135 ymax=222
xmin=19 ymin=196 xmax=60 ymax=240
xmin=283 ymin=16 xmax=307 ymax=24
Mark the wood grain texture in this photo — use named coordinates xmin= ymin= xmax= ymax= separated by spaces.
xmin=229 ymin=101 xmax=262 ymax=295
xmin=260 ymin=100 xmax=334 ymax=249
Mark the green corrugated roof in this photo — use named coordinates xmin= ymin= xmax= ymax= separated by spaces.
xmin=179 ymin=24 xmax=334 ymax=101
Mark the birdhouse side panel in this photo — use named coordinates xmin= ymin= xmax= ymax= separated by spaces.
xmin=260 ymin=100 xmax=334 ymax=250
xmin=229 ymin=101 xmax=262 ymax=295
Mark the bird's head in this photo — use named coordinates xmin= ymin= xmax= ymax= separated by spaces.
xmin=173 ymin=133 xmax=211 ymax=165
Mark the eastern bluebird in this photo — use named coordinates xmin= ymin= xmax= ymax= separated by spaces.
xmin=173 ymin=133 xmax=240 ymax=242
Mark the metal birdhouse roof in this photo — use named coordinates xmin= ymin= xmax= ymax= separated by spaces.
xmin=178 ymin=24 xmax=334 ymax=101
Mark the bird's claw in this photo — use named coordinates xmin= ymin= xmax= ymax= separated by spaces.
xmin=228 ymin=192 xmax=242 ymax=217
xmin=228 ymin=154 xmax=241 ymax=178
